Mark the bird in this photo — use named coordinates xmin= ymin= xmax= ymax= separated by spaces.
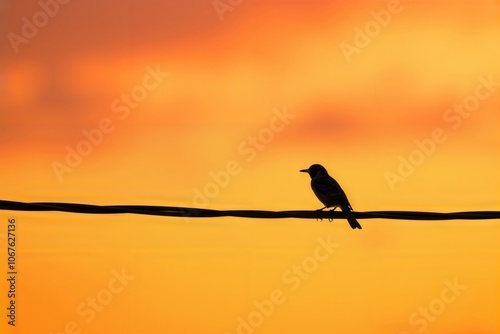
xmin=300 ymin=164 xmax=362 ymax=229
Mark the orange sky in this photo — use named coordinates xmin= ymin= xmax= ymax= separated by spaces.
xmin=1 ymin=1 xmax=500 ymax=334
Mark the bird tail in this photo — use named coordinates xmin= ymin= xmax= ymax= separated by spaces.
xmin=341 ymin=205 xmax=362 ymax=229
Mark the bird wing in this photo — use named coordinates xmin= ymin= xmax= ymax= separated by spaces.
xmin=312 ymin=175 xmax=341 ymax=193
xmin=312 ymin=175 xmax=353 ymax=210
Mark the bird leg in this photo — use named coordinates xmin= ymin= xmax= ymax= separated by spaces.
xmin=328 ymin=206 xmax=338 ymax=222
xmin=316 ymin=207 xmax=326 ymax=221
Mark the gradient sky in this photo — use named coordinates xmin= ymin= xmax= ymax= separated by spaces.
xmin=1 ymin=1 xmax=500 ymax=334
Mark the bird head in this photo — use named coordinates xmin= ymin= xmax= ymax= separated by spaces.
xmin=300 ymin=164 xmax=329 ymax=178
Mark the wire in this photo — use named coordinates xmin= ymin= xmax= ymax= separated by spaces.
xmin=1 ymin=200 xmax=499 ymax=221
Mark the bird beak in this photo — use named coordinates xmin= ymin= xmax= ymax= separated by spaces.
xmin=300 ymin=169 xmax=309 ymax=173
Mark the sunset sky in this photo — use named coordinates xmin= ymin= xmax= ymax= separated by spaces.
xmin=1 ymin=1 xmax=500 ymax=333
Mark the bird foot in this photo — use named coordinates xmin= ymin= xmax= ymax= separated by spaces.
xmin=316 ymin=207 xmax=325 ymax=221
xmin=329 ymin=208 xmax=335 ymax=222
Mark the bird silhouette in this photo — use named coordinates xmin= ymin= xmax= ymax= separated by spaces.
xmin=300 ymin=164 xmax=362 ymax=229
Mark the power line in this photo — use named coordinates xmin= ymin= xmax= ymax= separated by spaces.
xmin=1 ymin=200 xmax=499 ymax=221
